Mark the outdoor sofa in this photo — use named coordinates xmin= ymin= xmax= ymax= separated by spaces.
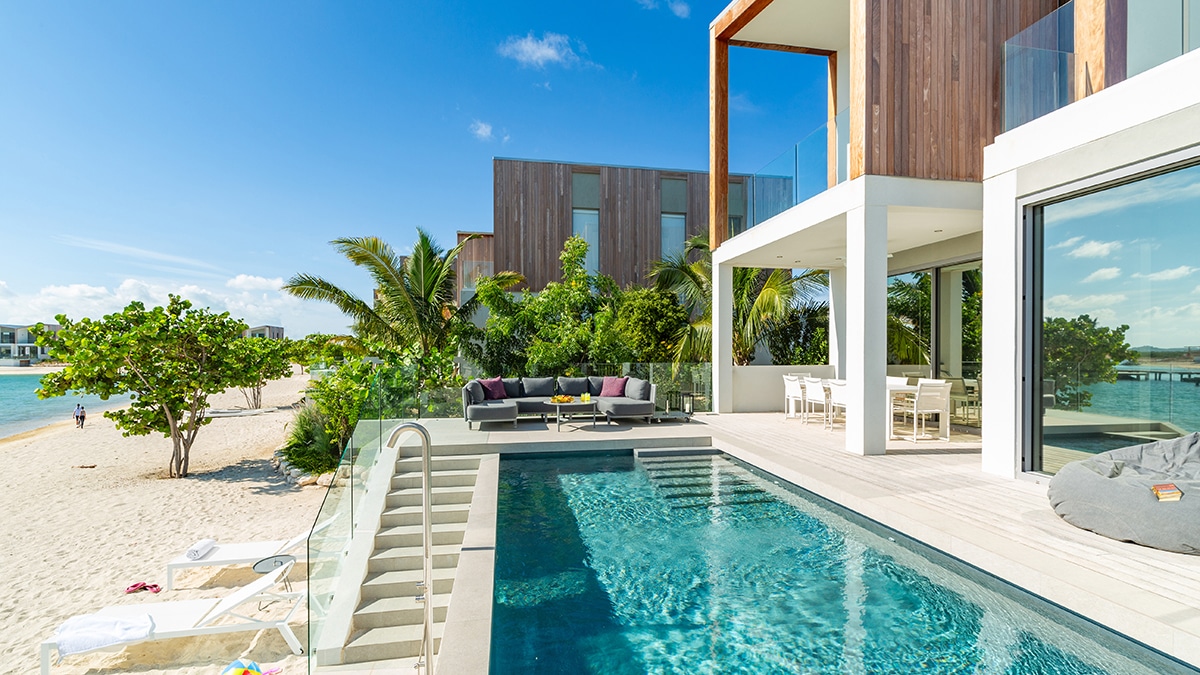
xmin=462 ymin=375 xmax=657 ymax=430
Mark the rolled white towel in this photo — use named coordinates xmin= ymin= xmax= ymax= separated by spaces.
xmin=185 ymin=538 xmax=216 ymax=561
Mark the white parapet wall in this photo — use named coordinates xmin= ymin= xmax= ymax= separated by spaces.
xmin=732 ymin=364 xmax=837 ymax=413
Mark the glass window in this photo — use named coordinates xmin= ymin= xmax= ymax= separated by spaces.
xmin=661 ymin=214 xmax=686 ymax=260
xmin=887 ymin=271 xmax=932 ymax=375
xmin=572 ymin=208 xmax=599 ymax=275
xmin=572 ymin=172 xmax=600 ymax=210
xmin=1032 ymin=162 xmax=1200 ymax=474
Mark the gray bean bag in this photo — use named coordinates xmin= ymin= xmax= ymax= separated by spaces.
xmin=1048 ymin=432 xmax=1200 ymax=554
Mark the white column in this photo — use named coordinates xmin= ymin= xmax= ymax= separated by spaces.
xmin=845 ymin=205 xmax=888 ymax=456
xmin=713 ymin=260 xmax=735 ymax=413
xmin=938 ymin=269 xmax=964 ymax=377
xmin=981 ymin=170 xmax=1021 ymax=477
xmin=828 ymin=267 xmax=848 ymax=377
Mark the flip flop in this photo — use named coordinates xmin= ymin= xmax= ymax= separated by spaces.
xmin=144 ymin=584 xmax=161 ymax=593
xmin=124 ymin=582 xmax=147 ymax=594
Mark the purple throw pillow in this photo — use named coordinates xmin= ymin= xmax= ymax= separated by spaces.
xmin=480 ymin=376 xmax=507 ymax=400
xmin=600 ymin=376 xmax=628 ymax=397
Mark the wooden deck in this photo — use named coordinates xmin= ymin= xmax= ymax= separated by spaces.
xmin=696 ymin=412 xmax=1200 ymax=667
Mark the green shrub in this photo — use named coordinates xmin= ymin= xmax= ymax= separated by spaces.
xmin=282 ymin=404 xmax=340 ymax=475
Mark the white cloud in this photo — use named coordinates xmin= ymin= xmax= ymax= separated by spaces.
xmin=0 ymin=281 xmax=12 ymax=298
xmin=1044 ymin=170 xmax=1200 ymax=223
xmin=498 ymin=32 xmax=580 ymax=68
xmin=1066 ymin=240 xmax=1122 ymax=258
xmin=54 ymin=235 xmax=225 ymax=273
xmin=0 ymin=278 xmax=351 ymax=338
xmin=226 ymin=274 xmax=283 ymax=291
xmin=1044 ymin=293 xmax=1126 ymax=319
xmin=729 ymin=93 xmax=760 ymax=114
xmin=1131 ymin=265 xmax=1196 ymax=282
xmin=1048 ymin=236 xmax=1083 ymax=250
xmin=1082 ymin=267 xmax=1121 ymax=283
xmin=469 ymin=120 xmax=494 ymax=141
xmin=667 ymin=1 xmax=691 ymax=18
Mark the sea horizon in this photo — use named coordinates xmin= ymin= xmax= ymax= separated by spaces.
xmin=0 ymin=372 xmax=129 ymax=440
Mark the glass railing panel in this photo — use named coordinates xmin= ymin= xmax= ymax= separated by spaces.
xmin=751 ymin=145 xmax=798 ymax=226
xmin=1127 ymin=0 xmax=1185 ymax=78
xmin=1004 ymin=45 xmax=1076 ymax=131
xmin=1191 ymin=0 xmax=1200 ymax=51
xmin=306 ymin=440 xmax=354 ymax=674
xmin=750 ymin=109 xmax=849 ymax=227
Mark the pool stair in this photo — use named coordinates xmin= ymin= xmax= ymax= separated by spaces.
xmin=637 ymin=451 xmax=780 ymax=510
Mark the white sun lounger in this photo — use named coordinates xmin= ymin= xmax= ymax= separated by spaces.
xmin=165 ymin=519 xmax=332 ymax=590
xmin=40 ymin=563 xmax=304 ymax=674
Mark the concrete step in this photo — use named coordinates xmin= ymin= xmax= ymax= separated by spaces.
xmin=381 ymin=502 xmax=471 ymax=527
xmin=635 ymin=447 xmax=722 ymax=458
xmin=368 ymin=543 xmax=461 ymax=572
xmin=361 ymin=566 xmax=457 ymax=600
xmin=375 ymin=523 xmax=465 ymax=549
xmin=391 ymin=470 xmax=478 ymax=490
xmin=395 ymin=456 xmax=481 ymax=473
xmin=387 ymin=486 xmax=475 ymax=508
xmin=343 ymin=621 xmax=444 ymax=663
xmin=354 ymin=590 xmax=452 ymax=629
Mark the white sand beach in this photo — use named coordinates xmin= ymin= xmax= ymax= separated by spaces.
xmin=0 ymin=369 xmax=326 ymax=674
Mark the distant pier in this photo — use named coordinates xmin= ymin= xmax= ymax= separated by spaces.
xmin=1116 ymin=365 xmax=1200 ymax=385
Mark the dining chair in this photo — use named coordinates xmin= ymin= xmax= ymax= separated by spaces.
xmin=893 ymin=380 xmax=953 ymax=441
xmin=783 ymin=375 xmax=805 ymax=419
xmin=825 ymin=380 xmax=849 ymax=430
xmin=802 ymin=377 xmax=826 ymax=425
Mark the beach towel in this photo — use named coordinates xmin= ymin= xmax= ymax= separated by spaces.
xmin=186 ymin=538 xmax=216 ymax=561
xmin=53 ymin=613 xmax=154 ymax=659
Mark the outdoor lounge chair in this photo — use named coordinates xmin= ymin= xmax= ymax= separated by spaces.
xmin=165 ymin=519 xmax=330 ymax=590
xmin=40 ymin=563 xmax=304 ymax=674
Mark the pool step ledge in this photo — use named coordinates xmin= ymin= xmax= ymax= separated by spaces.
xmin=634 ymin=446 xmax=723 ymax=458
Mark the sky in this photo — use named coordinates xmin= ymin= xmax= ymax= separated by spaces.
xmin=1042 ymin=162 xmax=1200 ymax=349
xmin=0 ymin=0 xmax=829 ymax=337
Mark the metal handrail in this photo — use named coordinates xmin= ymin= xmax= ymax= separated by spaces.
xmin=386 ymin=422 xmax=435 ymax=674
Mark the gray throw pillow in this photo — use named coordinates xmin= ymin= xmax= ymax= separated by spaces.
xmin=522 ymin=376 xmax=555 ymax=397
xmin=465 ymin=380 xmax=485 ymax=404
xmin=502 ymin=377 xmax=523 ymax=398
xmin=558 ymin=376 xmax=589 ymax=396
xmin=587 ymin=376 xmax=605 ymax=396
xmin=626 ymin=377 xmax=651 ymax=401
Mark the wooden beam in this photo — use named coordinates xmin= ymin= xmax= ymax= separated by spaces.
xmin=728 ymin=39 xmax=835 ymax=56
xmin=710 ymin=36 xmax=729 ymax=250
xmin=827 ymin=51 xmax=839 ymax=188
xmin=712 ymin=0 xmax=775 ymax=41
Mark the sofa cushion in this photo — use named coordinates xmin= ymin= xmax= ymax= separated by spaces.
xmin=598 ymin=397 xmax=654 ymax=417
xmin=600 ymin=376 xmax=628 ymax=397
xmin=480 ymin=376 xmax=506 ymax=400
xmin=626 ymin=377 xmax=651 ymax=401
xmin=522 ymin=376 xmax=555 ymax=397
xmin=465 ymin=380 xmax=485 ymax=404
xmin=466 ymin=400 xmax=517 ymax=421
xmin=587 ymin=376 xmax=605 ymax=396
xmin=502 ymin=377 xmax=523 ymax=399
xmin=558 ymin=376 xmax=589 ymax=396
xmin=512 ymin=397 xmax=555 ymax=414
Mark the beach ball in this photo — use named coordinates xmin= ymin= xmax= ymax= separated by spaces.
xmin=221 ymin=660 xmax=262 ymax=675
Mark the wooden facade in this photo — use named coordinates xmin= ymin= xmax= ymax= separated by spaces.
xmin=493 ymin=158 xmax=725 ymax=291
xmin=455 ymin=231 xmax=494 ymax=304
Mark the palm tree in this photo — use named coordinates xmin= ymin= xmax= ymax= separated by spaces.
xmin=283 ymin=230 xmax=522 ymax=378
xmin=649 ymin=234 xmax=828 ymax=366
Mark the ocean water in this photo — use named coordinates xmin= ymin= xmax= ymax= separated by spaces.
xmin=1081 ymin=377 xmax=1200 ymax=433
xmin=0 ymin=373 xmax=128 ymax=439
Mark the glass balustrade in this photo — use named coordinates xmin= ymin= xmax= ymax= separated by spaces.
xmin=750 ymin=109 xmax=850 ymax=228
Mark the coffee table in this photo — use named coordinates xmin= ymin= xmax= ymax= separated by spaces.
xmin=549 ymin=400 xmax=598 ymax=431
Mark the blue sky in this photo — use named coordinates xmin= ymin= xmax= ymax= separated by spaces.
xmin=1042 ymin=163 xmax=1200 ymax=349
xmin=0 ymin=0 xmax=828 ymax=336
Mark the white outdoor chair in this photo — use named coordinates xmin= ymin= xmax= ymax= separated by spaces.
xmin=40 ymin=562 xmax=304 ymax=674
xmin=166 ymin=518 xmax=331 ymax=590
xmin=801 ymin=377 xmax=827 ymax=425
xmin=893 ymin=380 xmax=953 ymax=441
xmin=783 ymin=375 xmax=805 ymax=419
xmin=825 ymin=380 xmax=849 ymax=430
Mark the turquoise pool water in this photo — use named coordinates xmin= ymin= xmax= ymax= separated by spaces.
xmin=492 ymin=452 xmax=1196 ymax=674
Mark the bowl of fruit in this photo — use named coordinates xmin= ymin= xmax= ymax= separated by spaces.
xmin=549 ymin=394 xmax=574 ymax=404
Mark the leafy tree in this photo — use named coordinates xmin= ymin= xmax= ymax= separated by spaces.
xmin=765 ymin=302 xmax=830 ymax=365
xmin=307 ymin=360 xmax=373 ymax=453
xmin=1042 ymin=314 xmax=1136 ymax=409
xmin=292 ymin=333 xmax=365 ymax=367
xmin=283 ymin=230 xmax=521 ymax=384
xmin=232 ymin=337 xmax=293 ymax=409
xmin=650 ymin=234 xmax=827 ymax=366
xmin=593 ymin=287 xmax=689 ymax=363
xmin=35 ymin=296 xmax=248 ymax=478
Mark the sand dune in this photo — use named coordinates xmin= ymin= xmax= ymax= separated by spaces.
xmin=0 ymin=368 xmax=326 ymax=674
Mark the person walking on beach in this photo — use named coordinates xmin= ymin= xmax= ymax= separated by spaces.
xmin=72 ymin=404 xmax=81 ymax=428
xmin=78 ymin=407 xmax=86 ymax=429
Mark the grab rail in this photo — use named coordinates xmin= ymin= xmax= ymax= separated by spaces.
xmin=386 ymin=422 xmax=435 ymax=674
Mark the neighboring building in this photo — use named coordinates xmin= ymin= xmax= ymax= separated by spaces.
xmin=455 ymin=231 xmax=494 ymax=307
xmin=243 ymin=325 xmax=285 ymax=339
xmin=485 ymin=158 xmax=753 ymax=294
xmin=0 ymin=323 xmax=59 ymax=365
xmin=704 ymin=0 xmax=1200 ymax=478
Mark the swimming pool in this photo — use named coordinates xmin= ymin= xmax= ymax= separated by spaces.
xmin=492 ymin=451 xmax=1197 ymax=674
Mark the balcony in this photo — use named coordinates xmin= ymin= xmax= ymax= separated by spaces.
xmin=1005 ymin=0 xmax=1200 ymax=131
xmin=749 ymin=109 xmax=849 ymax=228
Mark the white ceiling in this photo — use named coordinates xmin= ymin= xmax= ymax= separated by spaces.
xmin=732 ymin=0 xmax=850 ymax=53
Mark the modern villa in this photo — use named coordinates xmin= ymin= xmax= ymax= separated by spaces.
xmin=705 ymin=0 xmax=1200 ymax=479
xmin=0 ymin=323 xmax=58 ymax=366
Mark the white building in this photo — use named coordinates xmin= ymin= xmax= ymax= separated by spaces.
xmin=243 ymin=325 xmax=285 ymax=340
xmin=0 ymin=323 xmax=59 ymax=366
